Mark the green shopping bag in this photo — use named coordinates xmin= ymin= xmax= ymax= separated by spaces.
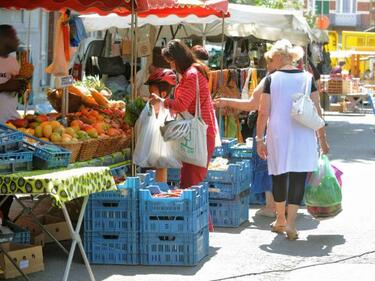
xmin=304 ymin=155 xmax=342 ymax=207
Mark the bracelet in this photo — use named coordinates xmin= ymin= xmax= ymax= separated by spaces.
xmin=255 ymin=136 xmax=265 ymax=143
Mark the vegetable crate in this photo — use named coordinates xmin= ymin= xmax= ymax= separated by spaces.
xmin=84 ymin=177 xmax=141 ymax=233
xmin=4 ymin=221 xmax=30 ymax=244
xmin=139 ymin=183 xmax=208 ymax=214
xmin=209 ymin=191 xmax=250 ymax=227
xmin=212 ymin=138 xmax=237 ymax=158
xmin=140 ymin=226 xmax=209 ymax=266
xmin=84 ymin=231 xmax=139 ymax=265
xmin=206 ymin=160 xmax=252 ymax=200
xmin=0 ymin=124 xmax=23 ymax=153
xmin=110 ymin=163 xmax=129 ymax=178
xmin=0 ymin=150 xmax=33 ymax=174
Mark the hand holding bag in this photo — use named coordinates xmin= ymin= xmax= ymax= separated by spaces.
xmin=291 ymin=72 xmax=325 ymax=130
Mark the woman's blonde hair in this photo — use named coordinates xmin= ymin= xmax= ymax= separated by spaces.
xmin=265 ymin=39 xmax=304 ymax=63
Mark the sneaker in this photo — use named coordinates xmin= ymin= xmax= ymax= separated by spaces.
xmin=255 ymin=208 xmax=276 ymax=218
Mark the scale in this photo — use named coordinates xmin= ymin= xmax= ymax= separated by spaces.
xmin=54 ymin=75 xmax=74 ymax=126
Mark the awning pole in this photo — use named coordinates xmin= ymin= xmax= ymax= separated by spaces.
xmin=219 ymin=15 xmax=225 ymax=135
xmin=130 ymin=0 xmax=136 ymax=176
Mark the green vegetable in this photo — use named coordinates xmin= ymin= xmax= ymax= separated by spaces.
xmin=124 ymin=97 xmax=146 ymax=127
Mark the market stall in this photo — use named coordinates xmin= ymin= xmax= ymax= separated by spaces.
xmin=323 ymin=50 xmax=375 ymax=113
xmin=0 ymin=1 xmax=230 ymax=280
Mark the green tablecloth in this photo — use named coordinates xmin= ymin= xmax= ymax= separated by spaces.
xmin=0 ymin=167 xmax=116 ymax=206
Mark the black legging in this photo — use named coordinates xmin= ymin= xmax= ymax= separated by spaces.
xmin=272 ymin=172 xmax=307 ymax=205
xmin=0 ymin=196 xmax=13 ymax=222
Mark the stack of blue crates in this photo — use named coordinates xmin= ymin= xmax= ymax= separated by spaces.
xmin=0 ymin=124 xmax=33 ymax=174
xmin=228 ymin=139 xmax=267 ymax=206
xmin=207 ymin=159 xmax=252 ymax=227
xmin=83 ymin=176 xmax=143 ymax=265
xmin=139 ymin=182 xmax=209 ymax=266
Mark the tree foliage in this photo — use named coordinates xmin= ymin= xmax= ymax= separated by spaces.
xmin=229 ymin=0 xmax=303 ymax=10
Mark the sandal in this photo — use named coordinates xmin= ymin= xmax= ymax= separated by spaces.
xmin=285 ymin=228 xmax=299 ymax=240
xmin=270 ymin=222 xmax=286 ymax=234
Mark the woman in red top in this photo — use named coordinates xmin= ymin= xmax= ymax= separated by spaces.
xmin=150 ymin=39 xmax=216 ymax=188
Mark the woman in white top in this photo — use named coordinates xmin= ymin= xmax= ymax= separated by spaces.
xmin=256 ymin=40 xmax=329 ymax=240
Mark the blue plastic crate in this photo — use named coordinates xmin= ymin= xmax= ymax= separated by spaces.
xmin=84 ymin=231 xmax=139 ymax=265
xmin=4 ymin=221 xmax=30 ymax=244
xmin=249 ymin=192 xmax=266 ymax=206
xmin=207 ymin=160 xmax=251 ymax=184
xmin=110 ymin=164 xmax=129 ymax=178
xmin=85 ymin=193 xmax=138 ymax=233
xmin=137 ymin=171 xmax=156 ymax=188
xmin=141 ymin=206 xmax=208 ymax=234
xmin=229 ymin=143 xmax=253 ymax=160
xmin=85 ymin=178 xmax=141 ymax=233
xmin=22 ymin=139 xmax=70 ymax=169
xmin=140 ymin=226 xmax=209 ymax=266
xmin=0 ymin=123 xmax=23 ymax=153
xmin=167 ymin=168 xmax=180 ymax=183
xmin=209 ymin=191 xmax=250 ymax=227
xmin=213 ymin=138 xmax=238 ymax=158
xmin=0 ymin=150 xmax=33 ymax=174
xmin=208 ymin=181 xmax=250 ymax=200
xmin=140 ymin=183 xmax=208 ymax=214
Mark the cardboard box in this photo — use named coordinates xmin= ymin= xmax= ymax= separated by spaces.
xmin=15 ymin=215 xmax=71 ymax=246
xmin=329 ymin=103 xmax=341 ymax=112
xmin=0 ymin=243 xmax=44 ymax=279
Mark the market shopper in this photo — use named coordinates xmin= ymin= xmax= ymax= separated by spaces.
xmin=0 ymin=25 xmax=27 ymax=223
xmin=149 ymin=39 xmax=216 ymax=189
xmin=331 ymin=60 xmax=346 ymax=75
xmin=213 ymin=54 xmax=285 ymax=218
xmin=256 ymin=39 xmax=329 ymax=240
xmin=192 ymin=45 xmax=209 ymax=61
xmin=145 ymin=68 xmax=177 ymax=182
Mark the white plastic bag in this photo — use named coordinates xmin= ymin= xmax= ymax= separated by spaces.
xmin=133 ymin=102 xmax=156 ymax=167
xmin=148 ymin=105 xmax=181 ymax=168
xmin=133 ymin=103 xmax=181 ymax=168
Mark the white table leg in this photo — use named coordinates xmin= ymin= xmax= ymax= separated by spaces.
xmin=61 ymin=196 xmax=95 ymax=281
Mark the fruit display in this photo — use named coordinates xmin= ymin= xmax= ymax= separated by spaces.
xmin=47 ymin=76 xmax=125 ymax=113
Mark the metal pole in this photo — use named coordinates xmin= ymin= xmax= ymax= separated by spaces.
xmin=130 ymin=0 xmax=136 ymax=176
xmin=219 ymin=16 xmax=225 ymax=135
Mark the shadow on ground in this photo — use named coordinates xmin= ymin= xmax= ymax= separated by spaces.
xmin=259 ymin=234 xmax=346 ymax=257
xmin=250 ymin=213 xmax=320 ymax=232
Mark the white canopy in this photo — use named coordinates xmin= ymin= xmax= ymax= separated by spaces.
xmin=81 ymin=4 xmax=320 ymax=45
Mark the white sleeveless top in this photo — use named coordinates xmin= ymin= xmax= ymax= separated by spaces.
xmin=264 ymin=70 xmax=319 ymax=175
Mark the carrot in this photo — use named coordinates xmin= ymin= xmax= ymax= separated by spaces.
xmin=68 ymin=85 xmax=90 ymax=99
xmin=91 ymin=88 xmax=109 ymax=107
xmin=82 ymin=95 xmax=99 ymax=107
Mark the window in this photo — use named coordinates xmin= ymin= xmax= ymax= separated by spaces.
xmin=315 ymin=0 xmax=330 ymax=15
xmin=336 ymin=0 xmax=357 ymax=13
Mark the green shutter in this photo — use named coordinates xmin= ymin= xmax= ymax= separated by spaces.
xmin=315 ymin=0 xmax=329 ymax=15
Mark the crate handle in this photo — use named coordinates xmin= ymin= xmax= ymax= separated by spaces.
xmin=150 ymin=216 xmax=184 ymax=221
xmin=102 ymin=234 xmax=119 ymax=239
xmin=209 ymin=203 xmax=219 ymax=207
xmin=158 ymin=235 xmax=176 ymax=241
xmin=102 ymin=202 xmax=120 ymax=208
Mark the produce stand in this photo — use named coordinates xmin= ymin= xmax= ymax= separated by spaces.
xmin=0 ymin=167 xmax=116 ymax=281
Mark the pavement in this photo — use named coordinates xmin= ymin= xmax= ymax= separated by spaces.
xmin=10 ymin=112 xmax=375 ymax=281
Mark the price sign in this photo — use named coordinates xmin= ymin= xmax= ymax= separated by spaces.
xmin=55 ymin=75 xmax=74 ymax=88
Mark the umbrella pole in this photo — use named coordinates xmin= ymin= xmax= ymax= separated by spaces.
xmin=219 ymin=15 xmax=225 ymax=137
xmin=130 ymin=0 xmax=136 ymax=176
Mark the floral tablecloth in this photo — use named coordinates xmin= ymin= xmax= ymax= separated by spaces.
xmin=0 ymin=167 xmax=116 ymax=206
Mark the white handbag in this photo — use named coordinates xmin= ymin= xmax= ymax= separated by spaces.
xmin=173 ymin=75 xmax=208 ymax=168
xmin=291 ymin=73 xmax=325 ymax=130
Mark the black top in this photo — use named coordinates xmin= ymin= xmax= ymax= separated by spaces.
xmin=263 ymin=69 xmax=318 ymax=94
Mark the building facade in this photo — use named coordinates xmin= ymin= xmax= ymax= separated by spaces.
xmin=308 ymin=0 xmax=375 ymax=30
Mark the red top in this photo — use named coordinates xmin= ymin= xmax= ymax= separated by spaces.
xmin=164 ymin=66 xmax=216 ymax=137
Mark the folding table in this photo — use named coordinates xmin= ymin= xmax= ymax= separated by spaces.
xmin=0 ymin=166 xmax=117 ymax=281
